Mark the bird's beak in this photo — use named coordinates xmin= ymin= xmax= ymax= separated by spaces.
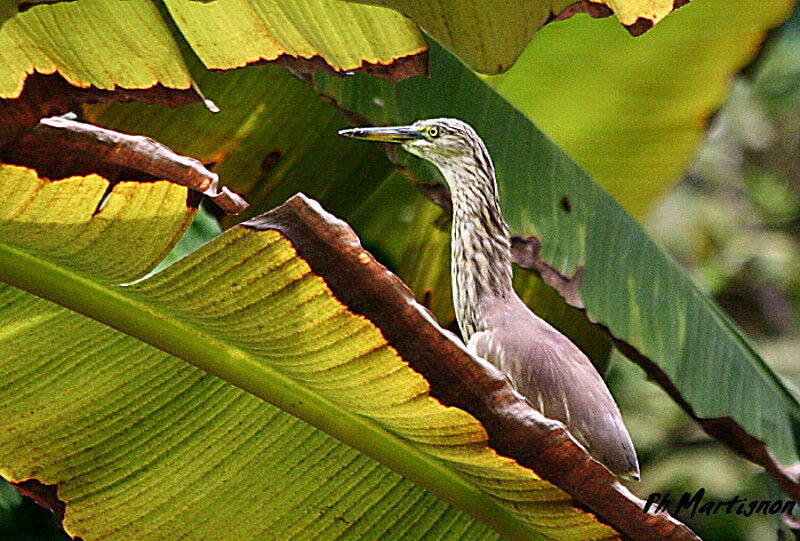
xmin=338 ymin=125 xmax=423 ymax=143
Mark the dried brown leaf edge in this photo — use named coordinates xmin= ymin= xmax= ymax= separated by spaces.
xmin=0 ymin=117 xmax=247 ymax=215
xmin=549 ymin=0 xmax=692 ymax=36
xmin=243 ymin=193 xmax=698 ymax=540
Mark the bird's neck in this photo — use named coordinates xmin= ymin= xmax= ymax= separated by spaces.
xmin=443 ymin=161 xmax=515 ymax=340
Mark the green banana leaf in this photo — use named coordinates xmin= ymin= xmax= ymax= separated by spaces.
xmin=0 ymin=163 xmax=696 ymax=540
xmin=0 ymin=0 xmax=204 ymax=146
xmin=0 ymin=0 xmax=191 ymax=98
xmin=341 ymin=0 xmax=688 ymax=74
xmin=162 ymin=0 xmax=426 ymax=79
xmin=487 ymin=0 xmax=796 ymax=218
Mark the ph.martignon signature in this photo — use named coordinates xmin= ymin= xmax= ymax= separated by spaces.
xmin=644 ymin=488 xmax=796 ymax=518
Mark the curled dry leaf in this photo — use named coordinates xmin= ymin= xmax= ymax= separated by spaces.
xmin=0 ymin=73 xmax=200 ymax=147
xmin=0 ymin=117 xmax=248 ymax=214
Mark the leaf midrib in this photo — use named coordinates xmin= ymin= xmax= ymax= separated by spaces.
xmin=0 ymin=240 xmax=551 ymax=541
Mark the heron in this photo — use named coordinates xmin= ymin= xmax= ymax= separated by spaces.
xmin=339 ymin=118 xmax=639 ymax=480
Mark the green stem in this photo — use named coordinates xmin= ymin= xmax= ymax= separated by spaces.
xmin=0 ymin=242 xmax=545 ymax=541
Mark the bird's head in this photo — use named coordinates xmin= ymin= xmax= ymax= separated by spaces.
xmin=339 ymin=118 xmax=483 ymax=173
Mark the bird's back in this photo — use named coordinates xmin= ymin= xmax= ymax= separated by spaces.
xmin=468 ymin=295 xmax=639 ymax=479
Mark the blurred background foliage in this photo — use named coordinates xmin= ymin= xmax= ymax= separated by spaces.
xmin=612 ymin=6 xmax=800 ymax=540
xmin=2 ymin=2 xmax=800 ymax=540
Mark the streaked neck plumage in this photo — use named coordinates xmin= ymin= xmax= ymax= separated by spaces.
xmin=437 ymin=144 xmax=515 ymax=340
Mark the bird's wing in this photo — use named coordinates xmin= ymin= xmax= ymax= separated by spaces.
xmin=469 ymin=298 xmax=639 ymax=479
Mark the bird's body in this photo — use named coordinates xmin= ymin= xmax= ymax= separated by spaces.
xmin=340 ymin=118 xmax=639 ymax=480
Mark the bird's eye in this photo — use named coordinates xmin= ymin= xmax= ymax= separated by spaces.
xmin=428 ymin=126 xmax=440 ymax=138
